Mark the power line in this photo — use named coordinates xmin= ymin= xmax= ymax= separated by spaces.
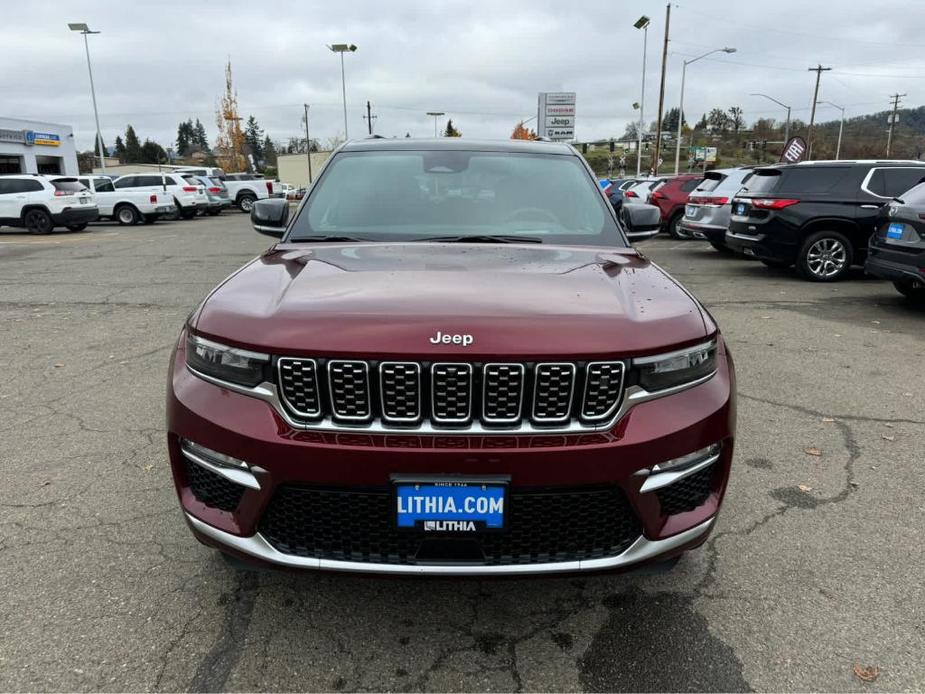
xmin=807 ymin=65 xmax=832 ymax=159
xmin=886 ymin=93 xmax=906 ymax=156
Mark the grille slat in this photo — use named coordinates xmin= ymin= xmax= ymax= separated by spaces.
xmin=656 ymin=464 xmax=716 ymax=515
xmin=259 ymin=485 xmax=642 ymax=565
xmin=276 ymin=359 xmax=626 ymax=430
xmin=184 ymin=459 xmax=245 ymax=512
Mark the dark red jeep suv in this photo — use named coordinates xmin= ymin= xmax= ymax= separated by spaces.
xmin=167 ymin=138 xmax=736 ymax=575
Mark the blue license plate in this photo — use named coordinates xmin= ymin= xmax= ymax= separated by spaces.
xmin=395 ymin=480 xmax=506 ymax=531
xmin=887 ymin=222 xmax=904 ymax=239
xmin=736 ymin=203 xmax=746 ymax=215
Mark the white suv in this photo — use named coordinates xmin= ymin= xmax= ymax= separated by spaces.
xmin=0 ymin=175 xmax=100 ymax=234
xmin=113 ymin=173 xmax=208 ymax=219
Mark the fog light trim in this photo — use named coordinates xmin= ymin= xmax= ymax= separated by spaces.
xmin=180 ymin=440 xmax=260 ymax=491
xmin=640 ymin=443 xmax=721 ymax=493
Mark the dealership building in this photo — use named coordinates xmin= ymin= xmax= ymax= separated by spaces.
xmin=0 ymin=117 xmax=79 ymax=176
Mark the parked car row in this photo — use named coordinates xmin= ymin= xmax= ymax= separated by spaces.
xmin=0 ymin=169 xmax=290 ymax=234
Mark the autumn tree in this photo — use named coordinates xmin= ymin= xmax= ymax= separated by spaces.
xmin=444 ymin=119 xmax=462 ymax=137
xmin=727 ymin=106 xmax=745 ymax=143
xmin=214 ymin=61 xmax=248 ymax=172
xmin=511 ymin=121 xmax=537 ymax=140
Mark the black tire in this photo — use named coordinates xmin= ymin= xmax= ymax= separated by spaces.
xmin=797 ymin=231 xmax=853 ymax=282
xmin=710 ymin=241 xmax=735 ymax=255
xmin=761 ymin=258 xmax=791 ymax=269
xmin=143 ymin=215 xmax=158 ymax=225
xmin=207 ymin=208 xmax=222 ymax=216
xmin=66 ymin=223 xmax=88 ymax=232
xmin=893 ymin=281 xmax=925 ymax=303
xmin=179 ymin=207 xmax=197 ymax=220
xmin=23 ymin=208 xmax=53 ymax=234
xmin=114 ymin=204 xmax=140 ymax=226
xmin=237 ymin=193 xmax=257 ymax=213
xmin=667 ymin=213 xmax=691 ymax=239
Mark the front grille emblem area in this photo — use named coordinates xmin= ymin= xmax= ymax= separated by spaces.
xmin=428 ymin=330 xmax=474 ymax=347
xmin=274 ymin=358 xmax=626 ymax=432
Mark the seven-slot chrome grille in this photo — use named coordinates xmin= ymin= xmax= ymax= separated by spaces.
xmin=276 ymin=358 xmax=625 ymax=431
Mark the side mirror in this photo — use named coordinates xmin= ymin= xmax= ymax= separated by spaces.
xmin=251 ymin=198 xmax=289 ymax=238
xmin=621 ymin=202 xmax=662 ymax=242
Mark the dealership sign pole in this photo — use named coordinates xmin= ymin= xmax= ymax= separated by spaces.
xmin=537 ymin=92 xmax=576 ymax=142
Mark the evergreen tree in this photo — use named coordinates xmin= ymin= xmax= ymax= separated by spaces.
xmin=114 ymin=135 xmax=126 ymax=163
xmin=140 ymin=139 xmax=167 ymax=164
xmin=663 ymin=108 xmax=687 ymax=133
xmin=193 ymin=119 xmax=210 ymax=152
xmin=243 ymin=115 xmax=264 ymax=163
xmin=443 ymin=119 xmax=462 ymax=137
xmin=93 ymin=137 xmax=108 ymax=158
xmin=124 ymin=125 xmax=143 ymax=163
xmin=262 ymin=135 xmax=277 ymax=168
xmin=176 ymin=120 xmax=195 ymax=156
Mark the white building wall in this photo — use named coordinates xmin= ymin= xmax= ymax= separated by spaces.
xmin=0 ymin=117 xmax=79 ymax=175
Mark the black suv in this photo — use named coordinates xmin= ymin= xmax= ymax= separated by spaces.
xmin=725 ymin=161 xmax=925 ymax=281
xmin=865 ymin=181 xmax=925 ymax=303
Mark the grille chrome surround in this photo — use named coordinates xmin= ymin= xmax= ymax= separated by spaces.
xmin=379 ymin=362 xmax=421 ymax=424
xmin=532 ymin=363 xmax=576 ymax=424
xmin=277 ymin=358 xmax=322 ymax=419
xmin=327 ymin=360 xmax=372 ymax=422
xmin=482 ymin=363 xmax=525 ymax=424
xmin=581 ymin=362 xmax=626 ymax=422
xmin=430 ymin=363 xmax=474 ymax=425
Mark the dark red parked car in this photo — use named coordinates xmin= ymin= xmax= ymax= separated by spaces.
xmin=648 ymin=174 xmax=703 ymax=239
xmin=167 ymin=138 xmax=736 ymax=575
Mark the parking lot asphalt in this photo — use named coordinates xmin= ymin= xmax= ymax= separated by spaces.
xmin=1 ymin=214 xmax=923 ymax=692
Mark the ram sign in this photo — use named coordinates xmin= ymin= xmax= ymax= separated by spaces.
xmin=537 ymin=92 xmax=576 ymax=142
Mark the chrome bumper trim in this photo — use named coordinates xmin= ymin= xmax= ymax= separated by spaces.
xmin=639 ymin=453 xmax=721 ymax=493
xmin=186 ymin=513 xmax=715 ymax=575
xmin=180 ymin=447 xmax=261 ymax=491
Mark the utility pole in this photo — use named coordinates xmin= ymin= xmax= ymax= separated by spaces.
xmin=806 ymin=64 xmax=831 ymax=159
xmin=302 ymin=104 xmax=313 ymax=183
xmin=652 ymin=2 xmax=671 ymax=176
xmin=886 ymin=92 xmax=906 ymax=157
xmin=363 ymin=100 xmax=377 ymax=135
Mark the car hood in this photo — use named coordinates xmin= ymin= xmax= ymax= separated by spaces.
xmin=193 ymin=243 xmax=710 ymax=359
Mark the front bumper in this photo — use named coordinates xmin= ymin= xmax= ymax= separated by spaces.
xmin=167 ymin=337 xmax=736 ymax=574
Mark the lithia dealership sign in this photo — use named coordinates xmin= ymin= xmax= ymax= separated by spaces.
xmin=0 ymin=129 xmax=61 ymax=147
xmin=537 ymin=92 xmax=576 ymax=142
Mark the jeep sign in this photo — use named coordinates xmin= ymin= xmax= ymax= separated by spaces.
xmin=537 ymin=92 xmax=576 ymax=142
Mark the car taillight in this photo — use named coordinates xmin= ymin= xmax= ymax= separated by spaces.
xmin=149 ymin=194 xmax=157 ymax=204
xmin=208 ymin=187 xmax=221 ymax=193
xmin=625 ymin=190 xmax=638 ymax=198
xmin=54 ymin=190 xmax=69 ymax=196
xmin=751 ymin=198 xmax=799 ymax=210
xmin=182 ymin=186 xmax=197 ymax=192
xmin=650 ymin=190 xmax=665 ymax=200
xmin=266 ymin=181 xmax=273 ymax=194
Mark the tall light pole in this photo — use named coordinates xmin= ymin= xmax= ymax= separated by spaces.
xmin=817 ymin=100 xmax=845 ymax=159
xmin=633 ymin=15 xmax=650 ymax=177
xmin=750 ymin=93 xmax=791 ymax=144
xmin=327 ymin=43 xmax=357 ymax=139
xmin=68 ymin=23 xmax=105 ymax=173
xmin=674 ymin=47 xmax=736 ymax=174
xmin=426 ymin=112 xmax=445 ymax=137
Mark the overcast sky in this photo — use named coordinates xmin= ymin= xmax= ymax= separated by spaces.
xmin=2 ymin=0 xmax=924 ymax=152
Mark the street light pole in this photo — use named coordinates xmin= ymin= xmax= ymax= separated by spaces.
xmin=328 ymin=44 xmax=357 ymax=139
xmin=68 ymin=23 xmax=105 ymax=173
xmin=750 ymin=93 xmax=791 ymax=144
xmin=303 ymin=104 xmax=313 ymax=183
xmin=426 ymin=112 xmax=445 ymax=137
xmin=674 ymin=47 xmax=736 ymax=175
xmin=633 ymin=15 xmax=650 ymax=177
xmin=817 ymin=100 xmax=845 ymax=159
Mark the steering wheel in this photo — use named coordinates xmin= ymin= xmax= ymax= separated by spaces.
xmin=503 ymin=207 xmax=560 ymax=225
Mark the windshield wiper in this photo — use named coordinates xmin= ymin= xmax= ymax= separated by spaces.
xmin=290 ymin=235 xmax=371 ymax=243
xmin=418 ymin=234 xmax=543 ymax=244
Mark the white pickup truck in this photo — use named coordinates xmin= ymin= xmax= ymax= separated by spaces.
xmin=58 ymin=175 xmax=176 ymax=225
xmin=177 ymin=168 xmax=282 ymax=213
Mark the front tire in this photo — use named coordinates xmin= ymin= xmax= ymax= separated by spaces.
xmin=179 ymin=207 xmax=197 ymax=220
xmin=237 ymin=193 xmax=257 ymax=213
xmin=797 ymin=231 xmax=853 ymax=282
xmin=115 ymin=204 xmax=140 ymax=226
xmin=23 ymin=209 xmax=53 ymax=234
xmin=893 ymin=280 xmax=925 ymax=304
xmin=66 ymin=223 xmax=88 ymax=232
xmin=667 ymin=213 xmax=691 ymax=239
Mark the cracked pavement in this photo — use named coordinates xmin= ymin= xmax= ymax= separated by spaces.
xmin=1 ymin=218 xmax=923 ymax=691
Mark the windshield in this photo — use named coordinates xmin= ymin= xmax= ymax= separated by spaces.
xmin=288 ymin=150 xmax=625 ymax=246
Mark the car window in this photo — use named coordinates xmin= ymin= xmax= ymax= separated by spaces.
xmin=695 ymin=173 xmax=727 ymax=193
xmin=136 ymin=175 xmax=162 ymax=187
xmin=292 ymin=150 xmax=625 ymax=247
xmin=680 ymin=178 xmax=701 ymax=192
xmin=0 ymin=179 xmax=15 ymax=194
xmin=208 ymin=177 xmax=224 ymax=187
xmin=114 ymin=176 xmax=135 ymax=188
xmin=899 ymin=181 xmax=925 ymax=205
xmin=183 ymin=176 xmax=200 ymax=186
xmin=742 ymin=170 xmax=780 ymax=194
xmin=78 ymin=178 xmax=90 ymax=187
xmin=93 ymin=177 xmax=115 ymax=193
xmin=875 ymin=168 xmax=925 ymax=198
xmin=51 ymin=180 xmax=86 ymax=193
xmin=774 ymin=167 xmax=855 ymax=195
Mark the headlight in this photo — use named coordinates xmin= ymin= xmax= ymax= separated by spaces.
xmin=186 ymin=334 xmax=270 ymax=387
xmin=635 ymin=340 xmax=716 ymax=392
